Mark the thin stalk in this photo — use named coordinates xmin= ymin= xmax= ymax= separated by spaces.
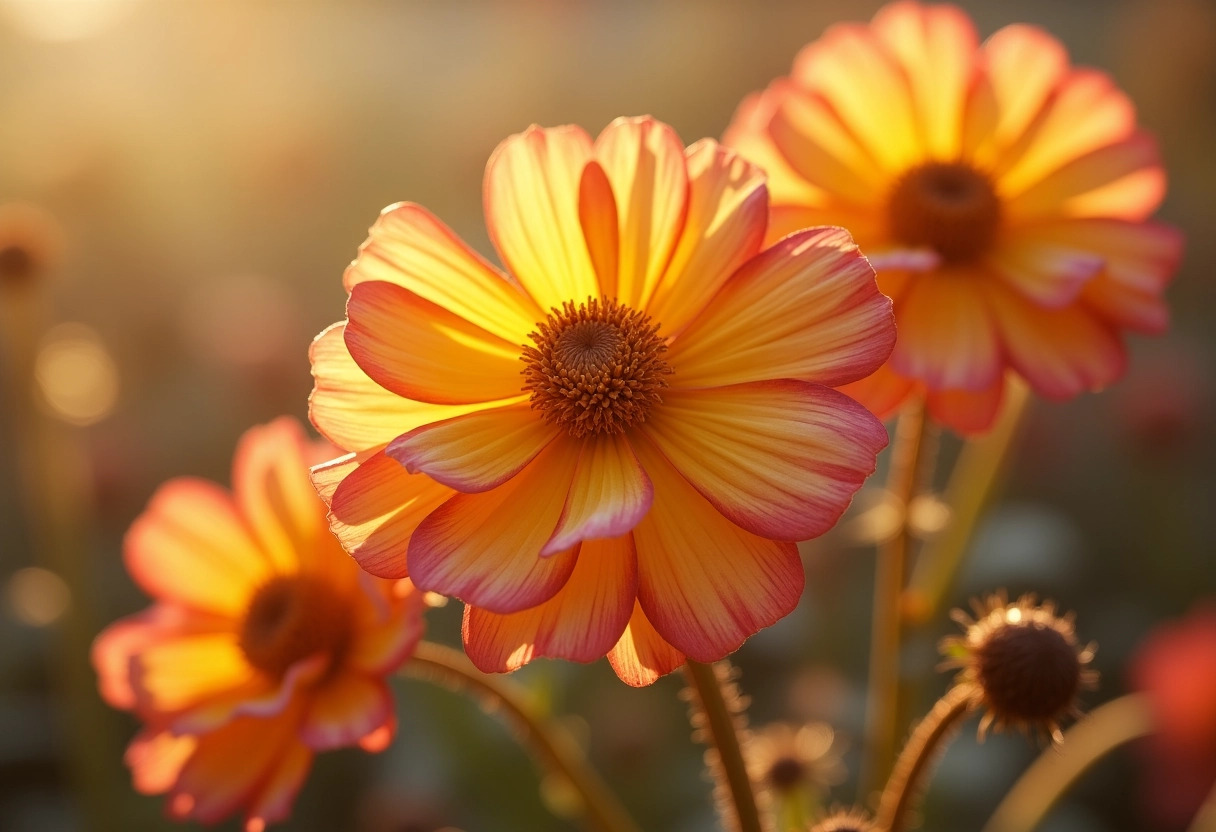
xmin=861 ymin=400 xmax=931 ymax=799
xmin=903 ymin=379 xmax=1030 ymax=625
xmin=980 ymin=694 xmax=1154 ymax=832
xmin=875 ymin=684 xmax=976 ymax=832
xmin=683 ymin=660 xmax=765 ymax=832
xmin=404 ymin=641 xmax=640 ymax=832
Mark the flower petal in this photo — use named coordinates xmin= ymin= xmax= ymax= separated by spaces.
xmin=1027 ymin=218 xmax=1182 ymax=295
xmin=126 ymin=729 xmax=196 ymax=796
xmin=124 ymin=479 xmax=269 ymax=617
xmin=723 ymin=87 xmax=824 ymax=206
xmin=872 ymin=1 xmax=979 ymax=159
xmin=667 ymin=226 xmax=893 ymax=389
xmin=981 ymin=24 xmax=1068 ymax=153
xmin=641 ymin=381 xmax=886 ymax=541
xmin=94 ymin=606 xmax=195 ymax=711
xmin=325 ymin=450 xmax=454 ymax=579
xmin=348 ymin=579 xmax=426 ymax=674
xmin=387 ymin=401 xmax=557 ymax=493
xmin=791 ymin=21 xmax=922 ymax=172
xmin=837 ymin=362 xmax=918 ymax=422
xmin=631 ymin=442 xmax=804 ymax=662
xmin=130 ymin=632 xmax=259 ymax=720
xmin=309 ymin=323 xmax=492 ymax=453
xmin=988 ymin=229 xmax=1103 ymax=308
xmin=463 ymin=535 xmax=637 ymax=672
xmin=542 ymin=433 xmax=652 ymax=556
xmin=244 ymin=738 xmax=313 ymax=831
xmin=301 ymin=674 xmax=393 ymax=751
xmin=925 ymin=378 xmax=1007 ymax=435
xmin=643 ymin=140 xmax=768 ymax=336
xmin=484 ymin=124 xmax=600 ymax=310
xmin=345 ymin=280 xmax=525 ymax=405
xmin=408 ymin=440 xmax=581 ymax=613
xmin=232 ymin=418 xmax=322 ymax=574
xmin=343 ymin=202 xmax=540 ymax=344
xmin=578 ymin=160 xmax=620 ymax=297
xmin=607 ymin=600 xmax=686 ymax=687
xmin=593 ymin=116 xmax=690 ymax=310
xmin=989 ymin=281 xmax=1127 ymax=399
xmin=889 ymin=268 xmax=1002 ymax=391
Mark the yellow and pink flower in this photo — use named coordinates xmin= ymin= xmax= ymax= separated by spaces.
xmin=725 ymin=1 xmax=1182 ymax=433
xmin=310 ymin=116 xmax=896 ymax=686
xmin=93 ymin=418 xmax=425 ymax=831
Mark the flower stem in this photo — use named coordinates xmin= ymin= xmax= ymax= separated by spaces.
xmin=404 ymin=641 xmax=640 ymax=832
xmin=902 ymin=379 xmax=1030 ymax=625
xmin=683 ymin=660 xmax=765 ymax=832
xmin=979 ymin=693 xmax=1154 ymax=832
xmin=861 ymin=399 xmax=931 ymax=799
xmin=875 ymin=684 xmax=976 ymax=832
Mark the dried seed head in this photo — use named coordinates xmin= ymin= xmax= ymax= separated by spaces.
xmin=747 ymin=722 xmax=846 ymax=797
xmin=807 ymin=807 xmax=876 ymax=832
xmin=941 ymin=592 xmax=1098 ymax=743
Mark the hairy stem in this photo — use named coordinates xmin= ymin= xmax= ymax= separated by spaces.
xmin=876 ymin=684 xmax=976 ymax=832
xmin=980 ymin=694 xmax=1154 ymax=832
xmin=862 ymin=400 xmax=932 ymax=798
xmin=404 ymin=641 xmax=640 ymax=832
xmin=683 ymin=660 xmax=765 ymax=832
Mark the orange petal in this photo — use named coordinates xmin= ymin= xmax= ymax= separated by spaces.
xmin=170 ymin=703 xmax=308 ymax=826
xmin=768 ymin=86 xmax=893 ymax=204
xmin=607 ymin=599 xmax=686 ymax=687
xmin=94 ymin=606 xmax=193 ymax=710
xmin=766 ymin=201 xmax=887 ymax=250
xmin=311 ymin=450 xmax=360 ymax=507
xmin=1081 ymin=277 xmax=1169 ymax=335
xmin=837 ymin=362 xmax=918 ymax=422
xmin=1026 ymin=218 xmax=1182 ymax=296
xmin=592 ymin=116 xmax=690 ymax=310
xmin=129 ymin=632 xmax=259 ymax=720
xmin=243 ymin=738 xmax=313 ymax=831
xmin=791 ymin=22 xmax=922 ymax=172
xmin=631 ymin=441 xmax=804 ymax=662
xmin=345 ymin=280 xmax=525 ymax=406
xmin=641 ymin=381 xmax=886 ymax=542
xmin=408 ymin=440 xmax=581 ymax=613
xmin=326 ymin=450 xmax=454 ymax=579
xmin=309 ymin=323 xmax=494 ymax=454
xmin=388 ymin=401 xmax=558 ymax=493
xmin=667 ymin=227 xmax=894 ymax=389
xmin=578 ymin=160 xmax=620 ymax=297
xmin=171 ymin=654 xmax=327 ymax=735
xmin=872 ymin=1 xmax=978 ymax=159
xmin=231 ymin=418 xmax=321 ymax=574
xmin=889 ymin=268 xmax=1001 ymax=391
xmin=126 ymin=729 xmax=196 ymax=795
xmin=988 ymin=281 xmax=1127 ymax=400
xmin=484 ymin=124 xmax=600 ymax=310
xmin=644 ymin=140 xmax=768 ymax=337
xmin=722 ymin=87 xmax=825 ymax=206
xmin=988 ymin=229 xmax=1103 ymax=307
xmin=463 ymin=535 xmax=637 ymax=671
xmin=926 ymin=378 xmax=1007 ymax=435
xmin=980 ymin=24 xmax=1068 ymax=156
xmin=1005 ymin=132 xmax=1163 ymax=221
xmin=542 ymin=433 xmax=652 ymax=556
xmin=343 ymin=202 xmax=540 ymax=343
xmin=348 ymin=578 xmax=426 ymax=674
xmin=124 ymin=479 xmax=269 ymax=617
xmin=301 ymin=674 xmax=393 ymax=751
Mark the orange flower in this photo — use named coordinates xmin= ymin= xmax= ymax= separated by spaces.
xmin=309 ymin=116 xmax=895 ymax=686
xmin=724 ymin=1 xmax=1182 ymax=433
xmin=93 ymin=418 xmax=425 ymax=831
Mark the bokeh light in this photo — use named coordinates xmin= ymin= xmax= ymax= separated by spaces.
xmin=34 ymin=323 xmax=120 ymax=426
xmin=4 ymin=566 xmax=71 ymax=627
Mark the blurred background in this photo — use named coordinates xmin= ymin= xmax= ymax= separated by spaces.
xmin=0 ymin=1 xmax=1212 ymax=830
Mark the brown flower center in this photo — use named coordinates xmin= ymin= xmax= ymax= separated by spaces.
xmin=0 ymin=245 xmax=35 ymax=286
xmin=521 ymin=298 xmax=671 ymax=438
xmin=887 ymin=162 xmax=1001 ymax=264
xmin=766 ymin=756 xmax=806 ymax=791
xmin=239 ymin=575 xmax=350 ymax=678
xmin=975 ymin=621 xmax=1082 ymax=722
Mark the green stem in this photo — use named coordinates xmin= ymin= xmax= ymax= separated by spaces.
xmin=980 ymin=694 xmax=1154 ymax=832
xmin=861 ymin=400 xmax=931 ymax=799
xmin=683 ymin=660 xmax=765 ymax=832
xmin=875 ymin=684 xmax=975 ymax=832
xmin=404 ymin=641 xmax=640 ymax=832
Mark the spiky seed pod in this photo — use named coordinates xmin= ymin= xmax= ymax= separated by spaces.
xmin=940 ymin=592 xmax=1098 ymax=743
xmin=807 ymin=807 xmax=876 ymax=832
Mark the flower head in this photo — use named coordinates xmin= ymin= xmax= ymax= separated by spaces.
xmin=309 ymin=116 xmax=895 ymax=685
xmin=807 ymin=807 xmax=876 ymax=832
xmin=0 ymin=202 xmax=62 ymax=289
xmin=93 ymin=418 xmax=425 ymax=831
xmin=748 ymin=721 xmax=846 ymax=798
xmin=941 ymin=592 xmax=1097 ymax=742
xmin=725 ymin=1 xmax=1182 ymax=433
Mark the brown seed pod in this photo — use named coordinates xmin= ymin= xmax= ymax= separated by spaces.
xmin=807 ymin=807 xmax=876 ymax=832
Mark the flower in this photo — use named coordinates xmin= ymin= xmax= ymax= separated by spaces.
xmin=309 ymin=116 xmax=895 ymax=686
xmin=1129 ymin=604 xmax=1216 ymax=827
xmin=807 ymin=807 xmax=876 ymax=832
xmin=93 ymin=418 xmax=425 ymax=831
xmin=0 ymin=201 xmax=62 ymax=289
xmin=748 ymin=721 xmax=846 ymax=799
xmin=940 ymin=592 xmax=1097 ymax=742
xmin=724 ymin=1 xmax=1182 ymax=433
